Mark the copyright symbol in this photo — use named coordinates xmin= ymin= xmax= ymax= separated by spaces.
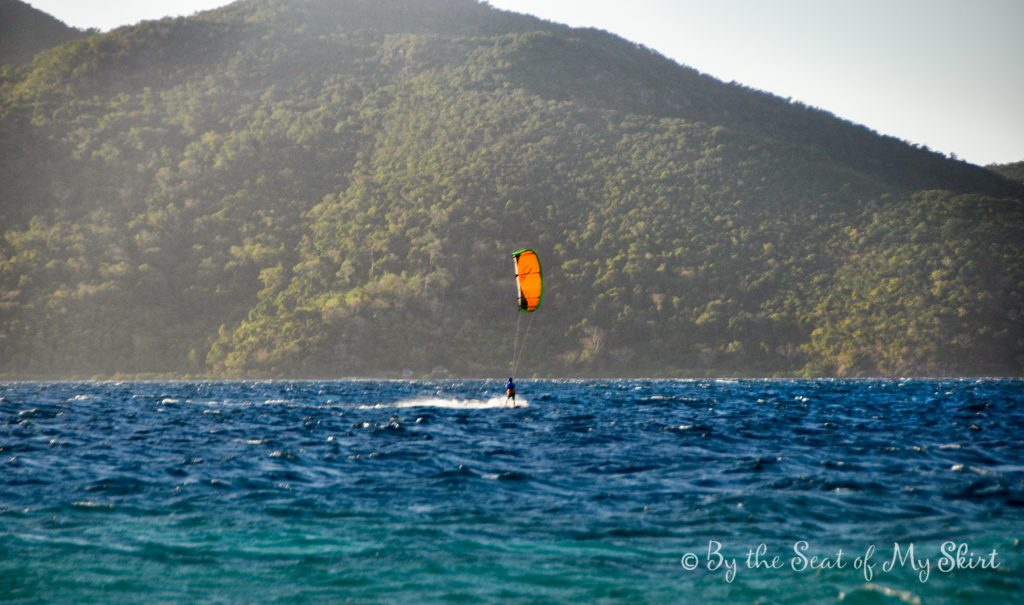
xmin=680 ymin=552 xmax=699 ymax=570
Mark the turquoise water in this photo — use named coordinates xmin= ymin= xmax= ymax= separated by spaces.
xmin=1 ymin=380 xmax=1022 ymax=603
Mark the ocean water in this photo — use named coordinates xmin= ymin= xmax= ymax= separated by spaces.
xmin=1 ymin=379 xmax=1022 ymax=604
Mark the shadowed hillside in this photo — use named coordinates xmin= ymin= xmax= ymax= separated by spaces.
xmin=0 ymin=0 xmax=86 ymax=66
xmin=1 ymin=0 xmax=1021 ymax=378
xmin=989 ymin=161 xmax=1024 ymax=184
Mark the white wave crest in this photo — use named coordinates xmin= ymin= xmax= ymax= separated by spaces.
xmin=360 ymin=396 xmax=529 ymax=410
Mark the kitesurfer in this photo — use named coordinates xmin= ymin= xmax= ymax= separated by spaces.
xmin=508 ymin=249 xmax=540 ymax=403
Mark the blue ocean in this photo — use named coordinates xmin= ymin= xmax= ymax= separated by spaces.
xmin=1 ymin=380 xmax=1022 ymax=603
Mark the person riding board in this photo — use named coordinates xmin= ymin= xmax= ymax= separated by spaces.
xmin=505 ymin=377 xmax=517 ymax=407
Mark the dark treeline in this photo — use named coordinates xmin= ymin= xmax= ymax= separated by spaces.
xmin=1 ymin=0 xmax=1022 ymax=378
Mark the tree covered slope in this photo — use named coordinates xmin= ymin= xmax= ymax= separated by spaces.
xmin=1 ymin=0 xmax=1021 ymax=377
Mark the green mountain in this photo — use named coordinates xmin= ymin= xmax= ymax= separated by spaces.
xmin=1 ymin=0 xmax=1022 ymax=378
xmin=0 ymin=0 xmax=86 ymax=67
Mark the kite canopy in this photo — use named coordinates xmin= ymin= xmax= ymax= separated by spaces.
xmin=513 ymin=249 xmax=543 ymax=312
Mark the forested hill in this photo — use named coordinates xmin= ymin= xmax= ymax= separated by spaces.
xmin=0 ymin=0 xmax=86 ymax=66
xmin=1 ymin=0 xmax=1022 ymax=378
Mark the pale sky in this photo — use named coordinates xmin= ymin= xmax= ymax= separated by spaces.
xmin=24 ymin=0 xmax=1024 ymax=166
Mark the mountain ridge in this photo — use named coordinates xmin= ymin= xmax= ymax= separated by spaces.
xmin=0 ymin=0 xmax=87 ymax=66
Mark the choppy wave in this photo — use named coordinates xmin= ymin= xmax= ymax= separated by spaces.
xmin=1 ymin=379 xmax=1021 ymax=603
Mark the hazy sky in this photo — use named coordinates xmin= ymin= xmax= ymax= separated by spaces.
xmin=25 ymin=0 xmax=1024 ymax=165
